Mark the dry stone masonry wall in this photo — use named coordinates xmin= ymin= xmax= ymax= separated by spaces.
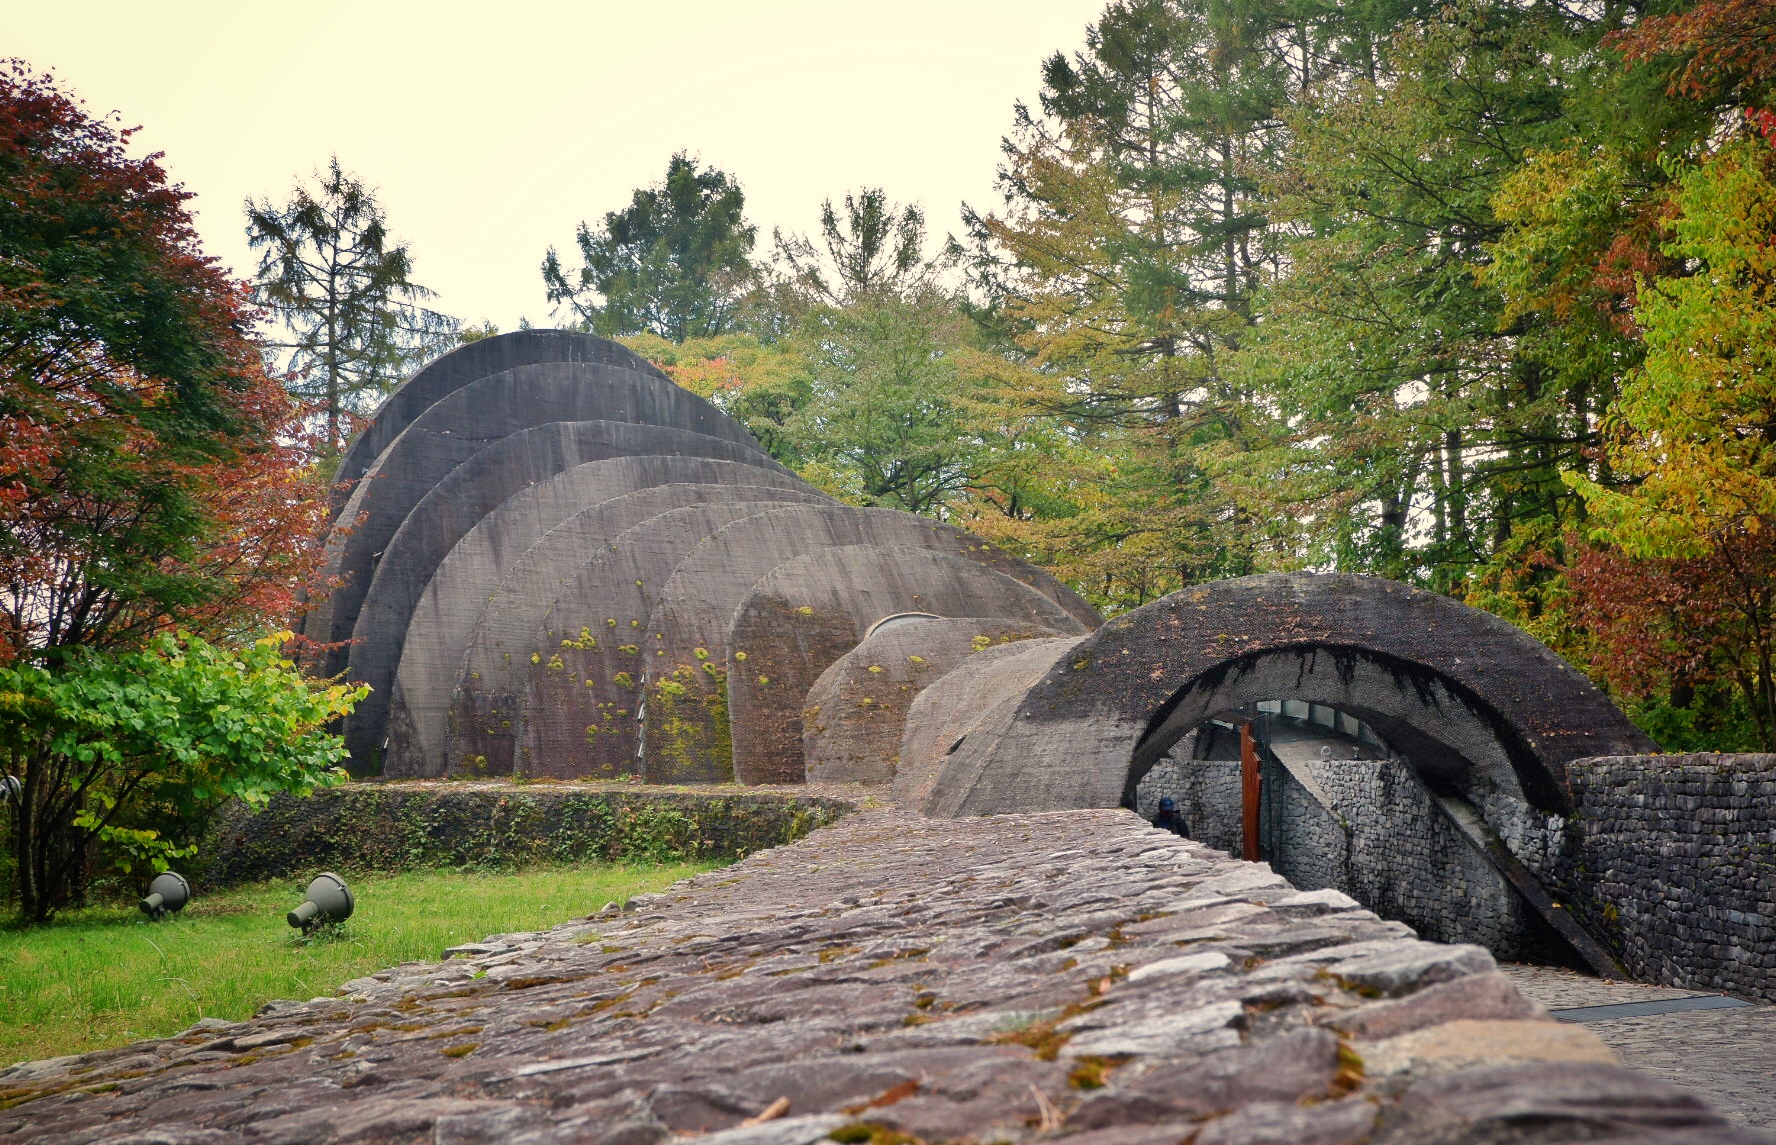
xmin=1136 ymin=748 xmax=1563 ymax=962
xmin=4 ymin=809 xmax=1765 ymax=1145
xmin=1274 ymin=757 xmax=1559 ymax=963
xmin=1556 ymin=754 xmax=1776 ymax=1002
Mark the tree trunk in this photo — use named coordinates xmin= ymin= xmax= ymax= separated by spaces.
xmin=12 ymin=757 xmax=92 ymax=923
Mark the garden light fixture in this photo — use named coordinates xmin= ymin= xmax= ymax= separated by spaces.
xmin=287 ymin=872 xmax=354 ymax=931
xmin=139 ymin=871 xmax=190 ymax=920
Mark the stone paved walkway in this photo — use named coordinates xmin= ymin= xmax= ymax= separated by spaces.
xmin=1503 ymin=964 xmax=1776 ymax=1130
xmin=2 ymin=810 xmax=1768 ymax=1145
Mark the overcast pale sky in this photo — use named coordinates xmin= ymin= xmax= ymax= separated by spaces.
xmin=12 ymin=1 xmax=1104 ymax=330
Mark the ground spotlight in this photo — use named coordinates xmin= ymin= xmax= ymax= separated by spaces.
xmin=140 ymin=871 xmax=190 ymax=920
xmin=287 ymin=872 xmax=354 ymax=932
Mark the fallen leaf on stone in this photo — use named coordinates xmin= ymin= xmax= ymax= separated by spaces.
xmin=842 ymin=1080 xmax=921 ymax=1114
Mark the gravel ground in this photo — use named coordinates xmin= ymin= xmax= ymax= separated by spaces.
xmin=1503 ymin=963 xmax=1776 ymax=1129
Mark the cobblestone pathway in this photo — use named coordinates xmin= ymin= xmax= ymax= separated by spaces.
xmin=2 ymin=811 xmax=1767 ymax=1144
xmin=1503 ymin=964 xmax=1776 ymax=1130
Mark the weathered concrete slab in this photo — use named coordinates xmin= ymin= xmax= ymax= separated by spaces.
xmin=383 ymin=465 xmax=824 ymax=777
xmin=893 ymin=637 xmax=1083 ymax=811
xmin=801 ymin=617 xmax=1065 ymax=786
xmin=350 ymin=429 xmax=789 ymax=773
xmin=924 ymin=573 xmax=1654 ymax=818
xmin=446 ymin=483 xmax=829 ymax=777
xmin=3 ymin=809 xmax=1757 ymax=1144
xmin=448 ymin=482 xmax=830 ymax=771
xmin=639 ymin=506 xmax=1101 ymax=785
xmin=726 ymin=548 xmax=1089 ymax=785
xmin=308 ymin=362 xmax=775 ymax=679
xmin=518 ymin=503 xmax=830 ymax=779
xmin=330 ymin=330 xmax=666 ymax=511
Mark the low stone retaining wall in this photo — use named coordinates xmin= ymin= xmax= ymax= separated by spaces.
xmin=4 ymin=809 xmax=1759 ymax=1143
xmin=197 ymin=782 xmax=853 ymax=887
xmin=1557 ymin=754 xmax=1776 ymax=1002
xmin=1137 ymin=749 xmax=1565 ymax=963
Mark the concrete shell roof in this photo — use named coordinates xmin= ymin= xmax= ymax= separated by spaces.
xmin=330 ymin=329 xmax=666 ymax=509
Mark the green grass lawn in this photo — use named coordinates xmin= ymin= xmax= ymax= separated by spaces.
xmin=0 ymin=862 xmax=708 ymax=1065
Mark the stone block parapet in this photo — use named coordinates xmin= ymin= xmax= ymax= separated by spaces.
xmin=1557 ymin=753 xmax=1776 ymax=1003
xmin=2 ymin=810 xmax=1760 ymax=1143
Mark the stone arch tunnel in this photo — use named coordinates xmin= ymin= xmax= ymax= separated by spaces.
xmin=312 ymin=333 xmax=1655 ymax=969
xmin=904 ymin=574 xmax=1654 ymax=969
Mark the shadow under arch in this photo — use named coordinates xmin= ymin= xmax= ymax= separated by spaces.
xmin=921 ymin=572 xmax=1653 ymax=819
xmin=1128 ymin=642 xmax=1555 ymax=809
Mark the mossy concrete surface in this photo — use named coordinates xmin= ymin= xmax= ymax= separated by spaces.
xmin=197 ymin=781 xmax=856 ymax=888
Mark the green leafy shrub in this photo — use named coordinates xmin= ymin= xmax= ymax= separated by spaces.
xmin=0 ymin=631 xmax=365 ymax=921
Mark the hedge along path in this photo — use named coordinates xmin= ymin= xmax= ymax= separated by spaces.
xmin=638 ymin=504 xmax=1101 ymax=785
xmin=447 ymin=480 xmax=831 ymax=777
xmin=519 ymin=501 xmax=832 ymax=780
xmin=328 ymin=329 xmax=665 ymax=512
xmin=724 ymin=546 xmax=1089 ymax=786
xmin=800 ymin=617 xmax=1068 ymax=786
xmin=356 ymin=427 xmax=795 ymax=774
xmin=383 ymin=460 xmax=824 ymax=779
xmin=309 ymin=361 xmax=762 ymax=681
xmin=199 ymin=784 xmax=855 ymax=884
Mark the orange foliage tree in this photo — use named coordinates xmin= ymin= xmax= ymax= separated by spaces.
xmin=0 ymin=61 xmax=323 ymax=663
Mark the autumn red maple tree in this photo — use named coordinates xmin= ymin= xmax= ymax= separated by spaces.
xmin=1556 ymin=12 xmax=1776 ymax=748
xmin=0 ymin=61 xmax=324 ymax=663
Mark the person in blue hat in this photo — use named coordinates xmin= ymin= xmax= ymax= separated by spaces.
xmin=1152 ymin=796 xmax=1188 ymax=837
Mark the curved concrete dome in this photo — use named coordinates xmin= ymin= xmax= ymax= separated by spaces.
xmin=347 ymin=428 xmax=793 ymax=771
xmin=518 ymin=500 xmax=836 ymax=779
xmin=381 ymin=460 xmax=826 ymax=777
xmin=331 ymin=330 xmax=665 ymax=509
xmin=639 ymin=505 xmax=1103 ymax=784
xmin=920 ymin=573 xmax=1655 ymax=817
xmin=801 ymin=617 xmax=1066 ymax=787
xmin=306 ymin=362 xmax=777 ymax=671
xmin=725 ymin=546 xmax=1089 ymax=785
xmin=445 ymin=481 xmax=830 ymax=777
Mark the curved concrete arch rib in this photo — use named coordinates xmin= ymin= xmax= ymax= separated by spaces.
xmin=639 ymin=505 xmax=1103 ymax=785
xmin=349 ymin=429 xmax=799 ymax=772
xmin=921 ymin=572 xmax=1654 ymax=818
xmin=331 ymin=330 xmax=666 ymax=509
xmin=519 ymin=500 xmax=836 ymax=780
xmin=305 ymin=362 xmax=779 ymax=671
xmin=456 ymin=479 xmax=832 ymax=728
xmin=384 ymin=462 xmax=827 ymax=778
xmin=893 ymin=638 xmax=1084 ymax=812
xmin=438 ymin=481 xmax=831 ymax=778
xmin=726 ymin=546 xmax=1090 ymax=785
xmin=801 ymin=617 xmax=1068 ymax=787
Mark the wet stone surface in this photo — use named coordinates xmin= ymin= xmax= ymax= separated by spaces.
xmin=2 ymin=810 xmax=1767 ymax=1144
xmin=1503 ymin=963 xmax=1776 ymax=1129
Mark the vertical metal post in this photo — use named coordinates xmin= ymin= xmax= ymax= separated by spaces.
xmin=1240 ymin=719 xmax=1262 ymax=862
